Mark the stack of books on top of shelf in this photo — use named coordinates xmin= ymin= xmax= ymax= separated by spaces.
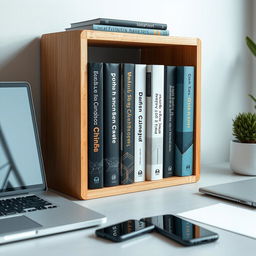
xmin=66 ymin=18 xmax=169 ymax=36
xmin=88 ymin=63 xmax=195 ymax=189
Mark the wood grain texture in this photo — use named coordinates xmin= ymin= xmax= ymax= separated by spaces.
xmin=41 ymin=30 xmax=85 ymax=199
xmin=83 ymin=30 xmax=198 ymax=47
xmin=41 ymin=30 xmax=201 ymax=200
xmin=195 ymin=39 xmax=201 ymax=181
xmin=86 ymin=176 xmax=197 ymax=199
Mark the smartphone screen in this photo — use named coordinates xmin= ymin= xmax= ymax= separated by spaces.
xmin=95 ymin=219 xmax=155 ymax=242
xmin=141 ymin=215 xmax=218 ymax=246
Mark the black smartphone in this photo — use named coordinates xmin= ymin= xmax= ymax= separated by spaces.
xmin=141 ymin=215 xmax=219 ymax=246
xmin=95 ymin=219 xmax=155 ymax=242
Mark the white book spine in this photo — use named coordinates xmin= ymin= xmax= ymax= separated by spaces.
xmin=134 ymin=64 xmax=146 ymax=182
xmin=146 ymin=65 xmax=164 ymax=180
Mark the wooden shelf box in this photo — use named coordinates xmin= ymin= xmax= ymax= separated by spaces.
xmin=41 ymin=30 xmax=201 ymax=200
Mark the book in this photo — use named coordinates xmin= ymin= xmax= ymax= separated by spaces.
xmin=146 ymin=65 xmax=165 ymax=180
xmin=70 ymin=18 xmax=167 ymax=30
xmin=88 ymin=63 xmax=104 ymax=189
xmin=103 ymin=63 xmax=121 ymax=187
xmin=175 ymin=66 xmax=194 ymax=176
xmin=134 ymin=64 xmax=146 ymax=182
xmin=163 ymin=66 xmax=176 ymax=178
xmin=67 ymin=24 xmax=169 ymax=36
xmin=121 ymin=64 xmax=135 ymax=185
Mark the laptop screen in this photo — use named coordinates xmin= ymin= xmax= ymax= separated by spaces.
xmin=0 ymin=83 xmax=45 ymax=195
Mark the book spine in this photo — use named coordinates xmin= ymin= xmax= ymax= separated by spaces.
xmin=99 ymin=18 xmax=167 ymax=30
xmin=134 ymin=64 xmax=146 ymax=182
xmin=91 ymin=24 xmax=169 ymax=36
xmin=88 ymin=63 xmax=104 ymax=189
xmin=103 ymin=63 xmax=120 ymax=187
xmin=146 ymin=65 xmax=164 ymax=181
xmin=175 ymin=66 xmax=194 ymax=176
xmin=163 ymin=66 xmax=176 ymax=178
xmin=121 ymin=64 xmax=135 ymax=184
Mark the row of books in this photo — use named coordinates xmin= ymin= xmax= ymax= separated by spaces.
xmin=88 ymin=63 xmax=194 ymax=189
xmin=66 ymin=18 xmax=169 ymax=36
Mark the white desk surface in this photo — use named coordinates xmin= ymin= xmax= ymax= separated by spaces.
xmin=1 ymin=163 xmax=256 ymax=256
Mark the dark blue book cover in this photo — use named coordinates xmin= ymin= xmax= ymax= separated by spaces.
xmin=88 ymin=63 xmax=104 ymax=189
xmin=163 ymin=66 xmax=176 ymax=178
xmin=103 ymin=63 xmax=120 ymax=187
xmin=175 ymin=66 xmax=194 ymax=176
xmin=121 ymin=64 xmax=135 ymax=184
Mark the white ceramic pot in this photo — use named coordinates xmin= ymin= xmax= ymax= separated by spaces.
xmin=230 ymin=140 xmax=256 ymax=175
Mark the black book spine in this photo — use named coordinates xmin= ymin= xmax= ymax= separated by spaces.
xmin=163 ymin=66 xmax=176 ymax=178
xmin=88 ymin=63 xmax=104 ymax=189
xmin=121 ymin=64 xmax=135 ymax=184
xmin=103 ymin=63 xmax=120 ymax=187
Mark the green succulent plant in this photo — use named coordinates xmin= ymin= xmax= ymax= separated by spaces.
xmin=246 ymin=36 xmax=256 ymax=109
xmin=233 ymin=112 xmax=256 ymax=143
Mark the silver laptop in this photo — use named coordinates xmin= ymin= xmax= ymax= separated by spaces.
xmin=199 ymin=179 xmax=256 ymax=207
xmin=0 ymin=82 xmax=106 ymax=244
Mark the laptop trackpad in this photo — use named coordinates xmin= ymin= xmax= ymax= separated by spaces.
xmin=0 ymin=216 xmax=42 ymax=235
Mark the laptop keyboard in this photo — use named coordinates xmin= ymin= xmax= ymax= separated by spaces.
xmin=0 ymin=195 xmax=57 ymax=216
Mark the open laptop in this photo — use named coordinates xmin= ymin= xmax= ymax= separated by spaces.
xmin=0 ymin=82 xmax=106 ymax=244
xmin=199 ymin=178 xmax=256 ymax=207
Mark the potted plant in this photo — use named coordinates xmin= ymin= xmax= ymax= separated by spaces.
xmin=230 ymin=37 xmax=256 ymax=175
xmin=230 ymin=113 xmax=256 ymax=175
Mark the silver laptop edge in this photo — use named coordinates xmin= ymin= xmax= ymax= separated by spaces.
xmin=199 ymin=178 xmax=256 ymax=208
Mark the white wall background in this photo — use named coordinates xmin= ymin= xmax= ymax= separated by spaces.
xmin=253 ymin=1 xmax=256 ymax=110
xmin=0 ymin=0 xmax=254 ymax=165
